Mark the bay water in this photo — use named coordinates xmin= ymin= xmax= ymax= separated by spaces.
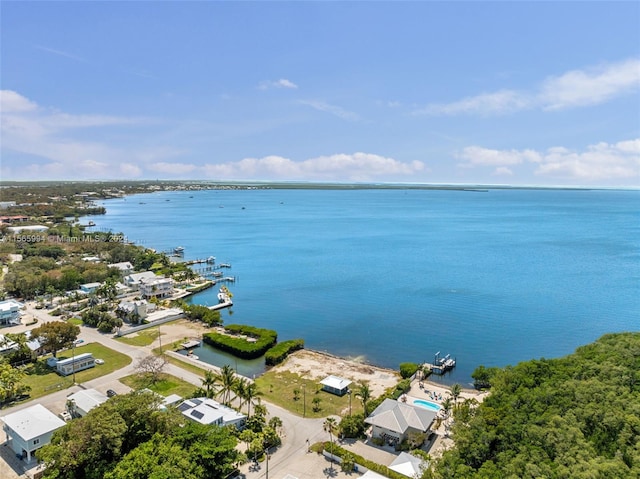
xmin=88 ymin=188 xmax=640 ymax=386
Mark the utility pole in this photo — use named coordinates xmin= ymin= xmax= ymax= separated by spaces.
xmin=303 ymin=384 xmax=306 ymax=418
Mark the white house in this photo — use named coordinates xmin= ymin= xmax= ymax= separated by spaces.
xmin=67 ymin=389 xmax=109 ymax=417
xmin=139 ymin=277 xmax=174 ymax=299
xmin=7 ymin=225 xmax=49 ymax=234
xmin=80 ymin=282 xmax=101 ymax=295
xmin=0 ymin=334 xmax=19 ymax=355
xmin=118 ymin=299 xmax=149 ymax=321
xmin=0 ymin=299 xmax=23 ymax=326
xmin=56 ymin=353 xmax=95 ymax=376
xmin=320 ymin=375 xmax=352 ymax=396
xmin=389 ymin=451 xmax=427 ymax=478
xmin=124 ymin=271 xmax=158 ymax=289
xmin=364 ymin=398 xmax=437 ymax=445
xmin=177 ymin=398 xmax=246 ymax=429
xmin=1 ymin=404 xmax=66 ymax=462
xmin=108 ymin=261 xmax=134 ymax=276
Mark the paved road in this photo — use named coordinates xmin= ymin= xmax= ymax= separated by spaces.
xmin=1 ymin=305 xmax=397 ymax=478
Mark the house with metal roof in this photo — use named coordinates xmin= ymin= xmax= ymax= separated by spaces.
xmin=177 ymin=397 xmax=246 ymax=429
xmin=389 ymin=451 xmax=428 ymax=477
xmin=67 ymin=389 xmax=109 ymax=417
xmin=1 ymin=404 xmax=66 ymax=462
xmin=0 ymin=299 xmax=23 ymax=326
xmin=364 ymin=398 xmax=437 ymax=445
xmin=320 ymin=375 xmax=352 ymax=396
xmin=56 ymin=353 xmax=95 ymax=376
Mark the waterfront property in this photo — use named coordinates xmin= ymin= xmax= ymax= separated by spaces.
xmin=0 ymin=299 xmax=23 ymax=326
xmin=364 ymin=398 xmax=437 ymax=445
xmin=320 ymin=375 xmax=352 ymax=396
xmin=177 ymin=397 xmax=246 ymax=429
xmin=55 ymin=353 xmax=96 ymax=376
xmin=1 ymin=404 xmax=66 ymax=462
xmin=67 ymin=389 xmax=109 ymax=417
xmin=124 ymin=271 xmax=158 ymax=289
xmin=139 ymin=277 xmax=174 ymax=299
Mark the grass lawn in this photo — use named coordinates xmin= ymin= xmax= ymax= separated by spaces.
xmin=149 ymin=348 xmax=209 ymax=376
xmin=67 ymin=318 xmax=83 ymax=326
xmin=255 ymin=370 xmax=364 ymax=418
xmin=116 ymin=328 xmax=162 ymax=347
xmin=18 ymin=343 xmax=131 ymax=404
xmin=120 ymin=372 xmax=196 ymax=398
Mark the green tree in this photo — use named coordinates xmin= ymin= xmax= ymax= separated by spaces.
xmin=323 ymin=417 xmax=338 ymax=470
xmin=30 ymin=321 xmax=80 ymax=358
xmin=104 ymin=434 xmax=202 ymax=479
xmin=201 ymin=369 xmax=218 ymax=399
xmin=355 ymin=383 xmax=372 ymax=416
xmin=0 ymin=362 xmax=30 ymax=404
xmin=214 ymin=364 xmax=237 ymax=406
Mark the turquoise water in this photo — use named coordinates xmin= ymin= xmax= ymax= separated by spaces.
xmin=412 ymin=399 xmax=441 ymax=411
xmin=87 ymin=188 xmax=640 ymax=386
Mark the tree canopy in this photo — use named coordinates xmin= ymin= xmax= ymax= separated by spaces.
xmin=37 ymin=391 xmax=241 ymax=479
xmin=428 ymin=332 xmax=640 ymax=479
xmin=31 ymin=321 xmax=80 ymax=358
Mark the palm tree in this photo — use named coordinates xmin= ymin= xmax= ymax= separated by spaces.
xmin=323 ymin=417 xmax=338 ymax=470
xmin=215 ymin=365 xmax=237 ymax=406
xmin=441 ymin=397 xmax=453 ymax=419
xmin=243 ymin=381 xmax=260 ymax=417
xmin=355 ymin=383 xmax=372 ymax=416
xmin=450 ymin=383 xmax=462 ymax=408
xmin=201 ymin=370 xmax=217 ymax=399
xmin=234 ymin=377 xmax=248 ymax=410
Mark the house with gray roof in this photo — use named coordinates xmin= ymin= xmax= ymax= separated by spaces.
xmin=364 ymin=398 xmax=436 ymax=445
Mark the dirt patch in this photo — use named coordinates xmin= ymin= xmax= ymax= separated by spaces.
xmin=269 ymin=349 xmax=401 ymax=397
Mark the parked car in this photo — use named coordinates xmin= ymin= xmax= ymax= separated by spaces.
xmin=95 ymin=358 xmax=104 ymax=365
xmin=59 ymin=411 xmax=72 ymax=422
xmin=106 ymin=389 xmax=118 ymax=398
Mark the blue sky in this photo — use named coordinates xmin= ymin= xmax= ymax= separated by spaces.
xmin=1 ymin=1 xmax=639 ymax=186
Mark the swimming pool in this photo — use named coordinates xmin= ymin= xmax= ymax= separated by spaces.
xmin=413 ymin=399 xmax=441 ymax=411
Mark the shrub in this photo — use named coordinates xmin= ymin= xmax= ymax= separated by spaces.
xmin=399 ymin=362 xmax=419 ymax=379
xmin=339 ymin=413 xmax=366 ymax=438
xmin=202 ymin=324 xmax=277 ymax=359
xmin=320 ymin=442 xmax=407 ymax=479
xmin=265 ymin=339 xmax=304 ymax=366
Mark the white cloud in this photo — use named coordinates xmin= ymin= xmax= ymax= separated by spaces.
xmin=299 ymin=100 xmax=360 ymax=121
xmin=540 ymin=58 xmax=640 ymax=110
xmin=258 ymin=78 xmax=298 ymax=90
xmin=0 ymin=90 xmax=38 ymax=113
xmin=457 ymin=139 xmax=640 ymax=182
xmin=149 ymin=162 xmax=198 ymax=175
xmin=419 ymin=90 xmax=531 ymax=116
xmin=456 ymin=146 xmax=542 ymax=166
xmin=417 ymin=57 xmax=640 ymax=116
xmin=201 ymin=153 xmax=425 ymax=181
xmin=1 ymin=90 xmax=176 ymax=179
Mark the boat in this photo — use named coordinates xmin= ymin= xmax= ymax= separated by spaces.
xmin=87 ymin=221 xmax=95 ymax=226
xmin=174 ymin=246 xmax=185 ymax=254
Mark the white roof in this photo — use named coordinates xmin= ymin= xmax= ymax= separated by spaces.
xmin=126 ymin=271 xmax=158 ymax=283
xmin=320 ymin=375 xmax=352 ymax=390
xmin=389 ymin=452 xmax=426 ymax=477
xmin=0 ymin=299 xmax=23 ymax=312
xmin=68 ymin=389 xmax=109 ymax=413
xmin=56 ymin=353 xmax=93 ymax=366
xmin=108 ymin=262 xmax=133 ymax=270
xmin=178 ymin=398 xmax=246 ymax=426
xmin=1 ymin=404 xmax=65 ymax=441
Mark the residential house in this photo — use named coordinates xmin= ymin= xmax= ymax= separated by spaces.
xmin=67 ymin=389 xmax=109 ymax=417
xmin=108 ymin=261 xmax=134 ymax=277
xmin=0 ymin=334 xmax=19 ymax=355
xmin=117 ymin=299 xmax=149 ymax=321
xmin=389 ymin=451 xmax=427 ymax=478
xmin=139 ymin=277 xmax=174 ymax=299
xmin=56 ymin=353 xmax=95 ymax=376
xmin=80 ymin=282 xmax=101 ymax=295
xmin=1 ymin=404 xmax=66 ymax=462
xmin=364 ymin=398 xmax=437 ymax=445
xmin=0 ymin=299 xmax=23 ymax=326
xmin=124 ymin=271 xmax=158 ymax=290
xmin=320 ymin=375 xmax=352 ymax=396
xmin=177 ymin=397 xmax=246 ymax=429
